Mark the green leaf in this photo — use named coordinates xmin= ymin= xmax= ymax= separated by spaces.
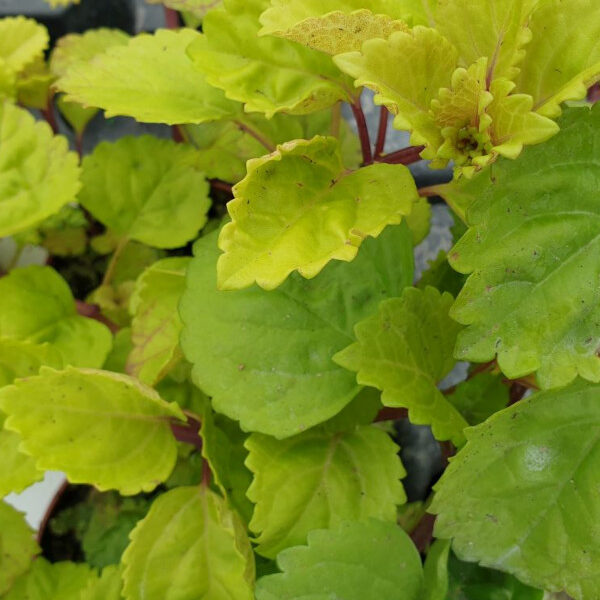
xmin=431 ymin=380 xmax=600 ymax=598
xmin=422 ymin=539 xmax=451 ymax=600
xmin=0 ymin=502 xmax=40 ymax=596
xmin=246 ymin=424 xmax=406 ymax=558
xmin=0 ymin=266 xmax=112 ymax=368
xmin=405 ymin=194 xmax=431 ymax=246
xmin=449 ymin=105 xmax=600 ymax=389
xmin=181 ymin=224 xmax=414 ymax=438
xmin=0 ymin=101 xmax=81 ymax=238
xmin=218 ymin=136 xmax=416 ymax=290
xmin=0 ymin=366 xmax=185 ymax=494
xmin=334 ymin=286 xmax=468 ymax=445
xmin=0 ymin=17 xmax=48 ymax=74
xmin=516 ymin=0 xmax=600 ymax=118
xmin=187 ymin=0 xmax=354 ymax=117
xmin=80 ymin=137 xmax=210 ymax=249
xmin=448 ymin=372 xmax=509 ymax=426
xmin=4 ymin=558 xmax=94 ymax=600
xmin=57 ymin=29 xmax=240 ymax=125
xmin=81 ymin=565 xmax=123 ymax=600
xmin=255 ymin=519 xmax=423 ymax=600
xmin=122 ymin=486 xmax=254 ymax=600
xmin=127 ymin=257 xmax=190 ymax=385
xmin=417 ymin=250 xmax=466 ymax=298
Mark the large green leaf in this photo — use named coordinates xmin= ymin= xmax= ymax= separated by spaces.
xmin=0 ymin=367 xmax=185 ymax=494
xmin=334 ymin=286 xmax=468 ymax=445
xmin=218 ymin=136 xmax=416 ymax=290
xmin=122 ymin=486 xmax=254 ymax=600
xmin=0 ymin=17 xmax=48 ymax=74
xmin=57 ymin=29 xmax=239 ymax=125
xmin=187 ymin=0 xmax=354 ymax=117
xmin=80 ymin=566 xmax=123 ymax=600
xmin=431 ymin=381 xmax=600 ymax=599
xmin=80 ymin=136 xmax=210 ymax=249
xmin=246 ymin=424 xmax=406 ymax=557
xmin=449 ymin=105 xmax=600 ymax=389
xmin=0 ymin=266 xmax=112 ymax=368
xmin=180 ymin=224 xmax=413 ymax=438
xmin=0 ymin=502 xmax=39 ymax=595
xmin=0 ymin=101 xmax=81 ymax=237
xmin=255 ymin=520 xmax=423 ymax=600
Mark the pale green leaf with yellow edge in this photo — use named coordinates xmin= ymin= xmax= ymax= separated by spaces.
xmin=122 ymin=486 xmax=254 ymax=600
xmin=516 ymin=0 xmax=600 ymax=118
xmin=181 ymin=223 xmax=414 ymax=438
xmin=0 ymin=503 xmax=39 ymax=595
xmin=127 ymin=257 xmax=190 ymax=385
xmin=0 ymin=266 xmax=112 ymax=369
xmin=449 ymin=105 xmax=600 ymax=389
xmin=79 ymin=136 xmax=210 ymax=248
xmin=57 ymin=29 xmax=239 ymax=125
xmin=0 ymin=101 xmax=81 ymax=238
xmin=255 ymin=520 xmax=423 ymax=600
xmin=145 ymin=0 xmax=223 ymax=18
xmin=0 ymin=17 xmax=48 ymax=74
xmin=334 ymin=286 xmax=468 ymax=445
xmin=246 ymin=424 xmax=406 ymax=558
xmin=80 ymin=565 xmax=123 ymax=600
xmin=218 ymin=135 xmax=416 ymax=290
xmin=430 ymin=380 xmax=600 ymax=599
xmin=187 ymin=0 xmax=354 ymax=117
xmin=4 ymin=558 xmax=93 ymax=600
xmin=0 ymin=366 xmax=185 ymax=494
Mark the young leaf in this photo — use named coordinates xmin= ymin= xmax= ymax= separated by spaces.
xmin=430 ymin=380 xmax=600 ymax=598
xmin=127 ymin=257 xmax=190 ymax=385
xmin=334 ymin=286 xmax=468 ymax=446
xmin=0 ymin=502 xmax=40 ymax=596
xmin=80 ymin=565 xmax=123 ymax=600
xmin=0 ymin=17 xmax=48 ymax=74
xmin=255 ymin=520 xmax=423 ymax=600
xmin=0 ymin=366 xmax=186 ymax=494
xmin=180 ymin=224 xmax=414 ymax=438
xmin=0 ymin=266 xmax=112 ymax=368
xmin=218 ymin=136 xmax=417 ymax=290
xmin=80 ymin=136 xmax=210 ymax=249
xmin=187 ymin=0 xmax=354 ymax=117
xmin=448 ymin=372 xmax=509 ymax=426
xmin=122 ymin=486 xmax=254 ymax=600
xmin=57 ymin=29 xmax=240 ymax=125
xmin=246 ymin=424 xmax=406 ymax=557
xmin=449 ymin=105 xmax=600 ymax=389
xmin=0 ymin=101 xmax=81 ymax=237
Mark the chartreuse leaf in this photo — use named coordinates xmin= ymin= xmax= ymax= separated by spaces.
xmin=80 ymin=136 xmax=210 ymax=249
xmin=0 ymin=102 xmax=81 ymax=238
xmin=0 ymin=502 xmax=39 ymax=595
xmin=0 ymin=366 xmax=186 ymax=494
xmin=45 ymin=0 xmax=80 ymax=5
xmin=259 ymin=1 xmax=409 ymax=55
xmin=57 ymin=29 xmax=239 ymax=125
xmin=122 ymin=486 xmax=254 ymax=600
xmin=256 ymin=520 xmax=422 ymax=600
xmin=187 ymin=0 xmax=354 ymax=117
xmin=246 ymin=424 xmax=406 ymax=558
xmin=81 ymin=565 xmax=123 ymax=600
xmin=181 ymin=224 xmax=413 ymax=438
xmin=0 ymin=17 xmax=48 ymax=74
xmin=0 ymin=340 xmax=62 ymax=497
xmin=516 ymin=0 xmax=600 ymax=118
xmin=145 ymin=0 xmax=223 ymax=18
xmin=127 ymin=257 xmax=190 ymax=385
xmin=430 ymin=381 xmax=600 ymax=599
xmin=449 ymin=105 xmax=600 ymax=389
xmin=218 ymin=136 xmax=416 ymax=290
xmin=4 ymin=558 xmax=94 ymax=600
xmin=334 ymin=286 xmax=468 ymax=446
xmin=0 ymin=266 xmax=112 ymax=369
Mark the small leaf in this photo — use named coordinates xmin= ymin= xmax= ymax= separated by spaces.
xmin=417 ymin=250 xmax=466 ymax=298
xmin=80 ymin=565 xmax=123 ymax=600
xmin=57 ymin=29 xmax=240 ymax=124
xmin=218 ymin=136 xmax=416 ymax=290
xmin=122 ymin=486 xmax=254 ymax=600
xmin=430 ymin=380 xmax=600 ymax=598
xmin=422 ymin=539 xmax=451 ymax=600
xmin=334 ymin=286 xmax=468 ymax=445
xmin=0 ymin=16 xmax=49 ymax=74
xmin=449 ymin=372 xmax=509 ymax=426
xmin=79 ymin=136 xmax=210 ymax=248
xmin=255 ymin=519 xmax=423 ymax=600
xmin=246 ymin=425 xmax=406 ymax=558
xmin=0 ymin=366 xmax=185 ymax=494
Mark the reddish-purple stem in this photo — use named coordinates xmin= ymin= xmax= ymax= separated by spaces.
xmin=375 ymin=407 xmax=408 ymax=422
xmin=202 ymin=458 xmax=212 ymax=486
xmin=75 ymin=300 xmax=119 ymax=334
xmin=210 ymin=178 xmax=233 ymax=195
xmin=171 ymin=419 xmax=203 ymax=451
xmin=374 ymin=106 xmax=389 ymax=158
xmin=41 ymin=106 xmax=59 ymax=135
xmin=164 ymin=7 xmax=180 ymax=29
xmin=377 ymin=145 xmax=425 ymax=165
xmin=350 ymin=100 xmax=373 ymax=165
xmin=171 ymin=124 xmax=185 ymax=144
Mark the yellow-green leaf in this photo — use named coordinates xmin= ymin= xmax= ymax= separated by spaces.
xmin=145 ymin=0 xmax=223 ymax=18
xmin=0 ymin=17 xmax=48 ymax=74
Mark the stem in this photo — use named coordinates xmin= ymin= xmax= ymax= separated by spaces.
xmin=171 ymin=124 xmax=185 ymax=144
xmin=202 ymin=459 xmax=212 ymax=486
xmin=75 ymin=300 xmax=119 ymax=334
xmin=409 ymin=513 xmax=436 ymax=553
xmin=377 ymin=145 xmax=424 ymax=165
xmin=234 ymin=119 xmax=276 ymax=153
xmin=209 ymin=178 xmax=233 ymax=195
xmin=75 ymin=132 xmax=83 ymax=157
xmin=164 ymin=7 xmax=180 ymax=28
xmin=375 ymin=407 xmax=408 ymax=422
xmin=41 ymin=105 xmax=59 ymax=135
xmin=418 ymin=185 xmax=444 ymax=198
xmin=350 ymin=99 xmax=373 ymax=165
xmin=102 ymin=237 xmax=129 ymax=286
xmin=374 ymin=106 xmax=389 ymax=158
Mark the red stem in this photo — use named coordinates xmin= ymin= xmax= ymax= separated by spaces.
xmin=377 ymin=145 xmax=425 ymax=165
xmin=164 ymin=7 xmax=180 ymax=28
xmin=350 ymin=100 xmax=373 ymax=165
xmin=409 ymin=513 xmax=436 ymax=553
xmin=202 ymin=459 xmax=212 ymax=486
xmin=41 ymin=105 xmax=59 ymax=135
xmin=171 ymin=124 xmax=184 ymax=144
xmin=75 ymin=300 xmax=119 ymax=334
xmin=374 ymin=107 xmax=389 ymax=158
xmin=375 ymin=407 xmax=408 ymax=422
xmin=171 ymin=419 xmax=203 ymax=451
xmin=209 ymin=178 xmax=233 ymax=195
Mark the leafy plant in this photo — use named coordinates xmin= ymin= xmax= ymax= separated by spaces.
xmin=0 ymin=0 xmax=599 ymax=599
